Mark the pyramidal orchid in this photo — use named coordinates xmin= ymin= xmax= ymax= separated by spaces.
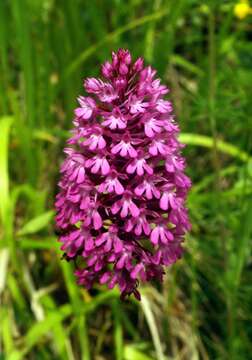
xmin=55 ymin=49 xmax=191 ymax=300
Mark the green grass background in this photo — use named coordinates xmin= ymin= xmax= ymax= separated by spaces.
xmin=0 ymin=0 xmax=252 ymax=359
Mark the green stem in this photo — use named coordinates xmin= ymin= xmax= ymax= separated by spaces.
xmin=112 ymin=299 xmax=123 ymax=360
xmin=208 ymin=6 xmax=234 ymax=355
xmin=208 ymin=7 xmax=220 ymax=185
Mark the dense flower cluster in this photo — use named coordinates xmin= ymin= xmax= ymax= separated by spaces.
xmin=55 ymin=49 xmax=191 ymax=300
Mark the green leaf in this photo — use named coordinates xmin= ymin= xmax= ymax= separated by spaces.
xmin=179 ymin=133 xmax=251 ymax=162
xmin=23 ymin=305 xmax=72 ymax=353
xmin=124 ymin=345 xmax=155 ymax=360
xmin=6 ymin=351 xmax=22 ymax=360
xmin=234 ymin=195 xmax=252 ymax=287
xmin=0 ymin=307 xmax=19 ymax=357
xmin=17 ymin=211 xmax=54 ymax=236
xmin=0 ymin=116 xmax=13 ymax=225
xmin=19 ymin=238 xmax=56 ymax=250
xmin=113 ymin=299 xmax=123 ymax=360
xmin=170 ymin=55 xmax=204 ymax=76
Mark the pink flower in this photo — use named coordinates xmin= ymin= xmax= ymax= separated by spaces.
xmin=150 ymin=224 xmax=174 ymax=245
xmin=144 ymin=117 xmax=163 ymax=138
xmin=85 ymin=155 xmax=110 ymax=175
xmin=134 ymin=178 xmax=160 ymax=199
xmin=111 ymin=192 xmax=140 ymax=218
xmin=126 ymin=157 xmax=153 ymax=176
xmin=102 ymin=61 xmax=113 ymax=78
xmin=83 ymin=207 xmax=102 ymax=230
xmin=60 ymin=228 xmax=94 ymax=257
xmin=149 ymin=138 xmax=169 ymax=156
xmin=96 ymin=226 xmax=123 ymax=253
xmin=82 ymin=133 xmax=106 ymax=151
xmin=165 ymin=153 xmax=185 ymax=172
xmin=60 ymin=149 xmax=86 ymax=184
xmin=98 ymin=171 xmax=124 ymax=195
xmin=65 ymin=183 xmax=92 ymax=210
xmin=129 ymin=95 xmax=148 ymax=114
xmin=74 ymin=96 xmax=96 ymax=120
xmin=111 ymin=139 xmax=137 ymax=158
xmin=125 ymin=210 xmax=151 ymax=236
xmin=55 ymin=49 xmax=191 ymax=301
xmin=159 ymin=185 xmax=178 ymax=210
xmin=156 ymin=99 xmax=173 ymax=113
xmin=84 ymin=78 xmax=118 ymax=102
xmin=102 ymin=109 xmax=127 ymax=130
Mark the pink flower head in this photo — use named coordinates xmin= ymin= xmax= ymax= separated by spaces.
xmin=55 ymin=49 xmax=191 ymax=300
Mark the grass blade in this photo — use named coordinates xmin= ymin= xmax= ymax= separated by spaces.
xmin=179 ymin=133 xmax=251 ymax=162
xmin=17 ymin=211 xmax=54 ymax=236
xmin=141 ymin=295 xmax=165 ymax=360
xmin=112 ymin=299 xmax=124 ymax=360
xmin=0 ymin=116 xmax=13 ymax=225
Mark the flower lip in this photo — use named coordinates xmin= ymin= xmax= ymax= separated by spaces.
xmin=102 ymin=108 xmax=127 ymax=130
xmin=126 ymin=152 xmax=153 ymax=176
xmin=111 ymin=133 xmax=138 ymax=158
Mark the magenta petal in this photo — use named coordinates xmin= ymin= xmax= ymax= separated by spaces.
xmin=160 ymin=193 xmax=169 ymax=210
xmin=129 ymin=202 xmax=140 ymax=217
xmin=120 ymin=202 xmax=129 ymax=218
xmin=130 ymin=264 xmax=143 ymax=279
xmin=115 ymin=179 xmax=124 ymax=195
xmin=150 ymin=227 xmax=159 ymax=245
xmin=128 ymin=146 xmax=137 ymax=158
xmin=136 ymin=163 xmax=144 ymax=176
xmin=111 ymin=143 xmax=121 ymax=154
xmin=126 ymin=162 xmax=136 ymax=174
xmin=100 ymin=272 xmax=111 ymax=284
xmin=98 ymin=136 xmax=106 ymax=149
xmin=85 ymin=237 xmax=94 ymax=251
xmin=135 ymin=184 xmax=144 ymax=196
xmin=93 ymin=211 xmax=102 ymax=230
xmin=101 ymin=158 xmax=110 ymax=175
xmin=116 ymin=255 xmax=126 ymax=269
xmin=91 ymin=161 xmax=100 ymax=174
xmin=76 ymin=167 xmax=85 ymax=184
xmin=96 ymin=234 xmax=106 ymax=246
xmin=113 ymin=237 xmax=123 ymax=253
xmin=111 ymin=202 xmax=121 ymax=215
xmin=143 ymin=222 xmax=151 ymax=235
xmin=135 ymin=223 xmax=142 ymax=236
xmin=145 ymin=125 xmax=154 ymax=138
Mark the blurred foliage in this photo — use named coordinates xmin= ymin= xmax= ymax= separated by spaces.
xmin=0 ymin=0 xmax=252 ymax=359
